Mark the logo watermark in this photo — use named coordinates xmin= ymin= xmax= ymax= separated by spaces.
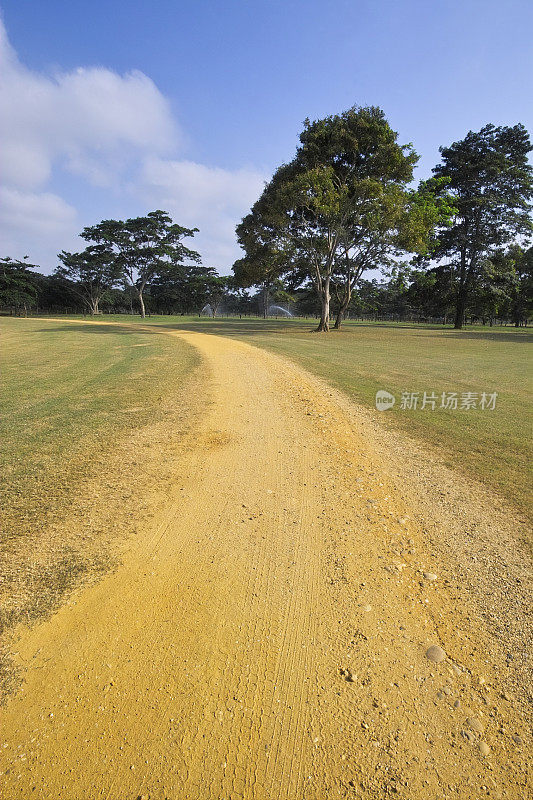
xmin=375 ymin=390 xmax=498 ymax=411
xmin=375 ymin=390 xmax=396 ymax=412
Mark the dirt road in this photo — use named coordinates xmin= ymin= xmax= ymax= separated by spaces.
xmin=0 ymin=331 xmax=530 ymax=799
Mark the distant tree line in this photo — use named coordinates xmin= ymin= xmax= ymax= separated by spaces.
xmin=0 ymin=253 xmax=244 ymax=318
xmin=0 ymin=211 xmax=240 ymax=319
xmin=2 ymin=248 xmax=531 ymax=326
xmin=1 ymin=108 xmax=532 ymax=328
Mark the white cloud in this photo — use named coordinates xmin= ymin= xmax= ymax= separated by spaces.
xmin=137 ymin=158 xmax=265 ymax=268
xmin=0 ymin=17 xmax=264 ymax=272
xmin=0 ymin=187 xmax=76 ymax=234
xmin=0 ymin=187 xmax=78 ymax=265
xmin=0 ymin=20 xmax=178 ymax=191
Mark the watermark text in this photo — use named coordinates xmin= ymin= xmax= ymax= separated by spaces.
xmin=376 ymin=390 xmax=498 ymax=411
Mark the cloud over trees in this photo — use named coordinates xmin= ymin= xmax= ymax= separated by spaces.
xmin=0 ymin=18 xmax=264 ymax=271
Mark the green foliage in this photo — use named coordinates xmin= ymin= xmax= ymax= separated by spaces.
xmin=480 ymin=244 xmax=533 ymax=324
xmin=0 ymin=258 xmax=40 ymax=310
xmin=57 ymin=245 xmax=122 ymax=314
xmin=399 ymin=177 xmax=456 ymax=256
xmin=235 ymin=105 xmax=426 ymax=330
xmin=82 ymin=210 xmax=201 ymax=317
xmin=432 ymin=123 xmax=533 ymax=327
xmin=199 ymin=271 xmax=229 ymax=316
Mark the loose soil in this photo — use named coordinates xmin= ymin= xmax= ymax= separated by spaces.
xmin=0 ymin=328 xmax=530 ymax=799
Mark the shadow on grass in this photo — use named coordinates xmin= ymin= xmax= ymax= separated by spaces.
xmin=36 ymin=320 xmax=317 ymax=338
xmin=160 ymin=319 xmax=533 ymax=344
xmin=35 ymin=317 xmax=533 ymax=344
xmin=446 ymin=330 xmax=533 ymax=344
xmin=35 ymin=323 xmax=160 ymax=336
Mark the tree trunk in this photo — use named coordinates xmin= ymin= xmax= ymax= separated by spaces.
xmin=263 ymin=284 xmax=269 ymax=319
xmin=333 ymin=292 xmax=351 ymax=329
xmin=137 ymin=288 xmax=146 ymax=318
xmin=333 ymin=258 xmax=356 ymax=330
xmin=454 ymin=294 xmax=466 ymax=329
xmin=453 ymin=249 xmax=469 ymax=329
xmin=454 ymin=266 xmax=468 ymax=328
xmin=315 ymin=278 xmax=331 ymax=332
xmin=333 ymin=307 xmax=344 ymax=329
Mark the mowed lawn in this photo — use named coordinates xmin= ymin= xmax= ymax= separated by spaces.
xmin=136 ymin=315 xmax=532 ymax=521
xmin=0 ymin=317 xmax=199 ymax=539
xmin=3 ymin=315 xmax=531 ymax=523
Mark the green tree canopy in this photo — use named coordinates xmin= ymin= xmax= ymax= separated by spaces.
xmin=82 ymin=210 xmax=201 ymax=317
xmin=0 ymin=257 xmax=40 ymax=313
xmin=432 ymin=123 xmax=533 ymax=328
xmin=234 ymin=106 xmax=449 ymax=330
xmin=57 ymin=245 xmax=122 ymax=315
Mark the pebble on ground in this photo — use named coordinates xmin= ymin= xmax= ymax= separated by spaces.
xmin=426 ymin=645 xmax=446 ymax=663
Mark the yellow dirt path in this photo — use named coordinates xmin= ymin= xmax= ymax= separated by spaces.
xmin=0 ymin=331 xmax=529 ymax=799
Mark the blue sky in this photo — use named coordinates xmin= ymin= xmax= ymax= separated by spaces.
xmin=1 ymin=0 xmax=532 ymax=272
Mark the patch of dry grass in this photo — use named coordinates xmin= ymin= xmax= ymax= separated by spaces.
xmin=0 ymin=318 xmax=202 ymax=695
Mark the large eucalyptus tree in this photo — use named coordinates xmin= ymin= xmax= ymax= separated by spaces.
xmin=235 ymin=106 xmax=435 ymax=331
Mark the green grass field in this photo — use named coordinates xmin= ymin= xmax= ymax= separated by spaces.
xmin=3 ymin=315 xmax=532 ymax=523
xmin=0 ymin=317 xmax=200 ymax=540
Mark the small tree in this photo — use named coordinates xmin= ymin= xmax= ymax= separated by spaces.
xmin=82 ymin=210 xmax=201 ymax=318
xmin=406 ymin=264 xmax=455 ymax=322
xmin=432 ymin=123 xmax=533 ymax=328
xmin=508 ymin=245 xmax=533 ymax=325
xmin=203 ymin=273 xmax=230 ymax=317
xmin=485 ymin=244 xmax=533 ymax=325
xmin=234 ymin=208 xmax=293 ymax=319
xmin=56 ymin=245 xmax=121 ymax=315
xmin=0 ymin=257 xmax=39 ymax=315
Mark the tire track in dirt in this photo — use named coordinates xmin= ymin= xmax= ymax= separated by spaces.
xmin=0 ymin=329 xmax=530 ymax=799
